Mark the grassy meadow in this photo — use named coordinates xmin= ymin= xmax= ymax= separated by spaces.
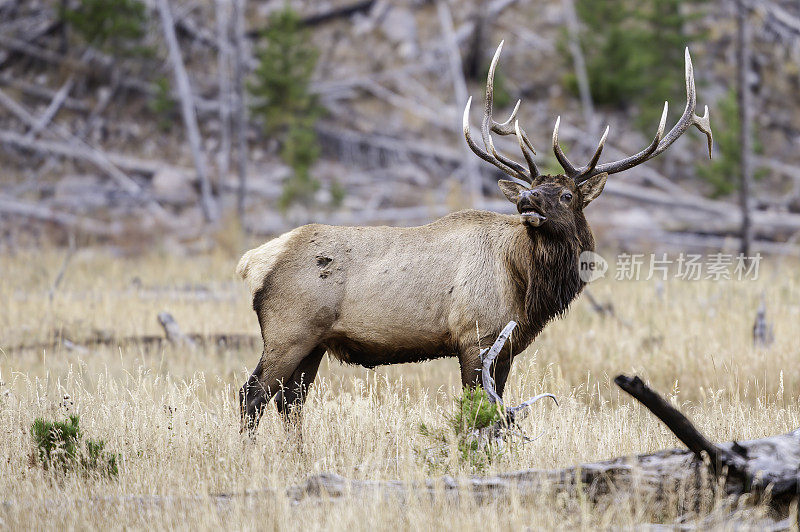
xmin=1 ymin=245 xmax=799 ymax=529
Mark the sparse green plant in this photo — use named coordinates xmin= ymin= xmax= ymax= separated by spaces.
xmin=249 ymin=5 xmax=325 ymax=210
xmin=148 ymin=76 xmax=177 ymax=132
xmin=31 ymin=415 xmax=118 ymax=478
xmin=60 ymin=0 xmax=149 ymax=56
xmin=419 ymin=387 xmax=505 ymax=471
xmin=330 ymin=179 xmax=346 ymax=208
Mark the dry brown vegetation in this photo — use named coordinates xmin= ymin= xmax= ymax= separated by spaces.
xmin=1 ymin=246 xmax=799 ymax=529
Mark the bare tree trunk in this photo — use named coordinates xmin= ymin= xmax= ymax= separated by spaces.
xmin=436 ymin=0 xmax=482 ymax=206
xmin=157 ymin=0 xmax=218 ymax=223
xmin=736 ymin=0 xmax=754 ymax=257
xmin=216 ymin=0 xmax=232 ymax=185
xmin=232 ymin=0 xmax=248 ymax=224
xmin=562 ymin=0 xmax=595 ymax=133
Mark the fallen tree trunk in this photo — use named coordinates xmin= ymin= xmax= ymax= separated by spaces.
xmin=0 ymin=196 xmax=122 ymax=236
xmin=289 ymin=375 xmax=800 ymax=511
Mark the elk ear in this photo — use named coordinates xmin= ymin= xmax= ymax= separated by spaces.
xmin=497 ymin=180 xmax=528 ymax=203
xmin=578 ymin=172 xmax=608 ymax=207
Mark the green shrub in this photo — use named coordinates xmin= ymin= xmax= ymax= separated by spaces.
xmin=419 ymin=387 xmax=506 ymax=471
xmin=449 ymin=387 xmax=504 ymax=434
xmin=147 ymin=76 xmax=177 ymax=132
xmin=31 ymin=415 xmax=118 ymax=478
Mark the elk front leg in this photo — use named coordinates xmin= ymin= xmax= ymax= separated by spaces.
xmin=458 ymin=344 xmax=513 ymax=398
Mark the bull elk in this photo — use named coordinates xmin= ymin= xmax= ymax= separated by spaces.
xmin=237 ymin=42 xmax=712 ymax=431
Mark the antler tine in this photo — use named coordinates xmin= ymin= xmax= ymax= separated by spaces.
xmin=464 ymin=41 xmax=540 ymax=186
xmin=464 ymin=98 xmax=530 ymax=187
xmin=571 ymin=125 xmax=610 ymax=183
xmin=649 ymin=48 xmax=713 ymax=159
xmin=481 ymin=42 xmax=532 ymax=182
xmin=581 ymin=48 xmax=712 ymax=181
xmin=463 ymin=98 xmax=525 ymax=182
xmin=491 ymin=99 xmax=520 ymax=136
xmin=576 ymin=102 xmax=667 ymax=182
xmin=552 ymin=116 xmax=579 ymax=178
xmin=515 ymin=120 xmax=540 ymax=179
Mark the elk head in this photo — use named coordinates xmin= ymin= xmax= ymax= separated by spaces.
xmin=463 ymin=42 xmax=713 ymax=235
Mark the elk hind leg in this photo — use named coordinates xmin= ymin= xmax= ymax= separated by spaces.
xmin=240 ymin=336 xmax=321 ymax=434
xmin=274 ymin=345 xmax=325 ymax=422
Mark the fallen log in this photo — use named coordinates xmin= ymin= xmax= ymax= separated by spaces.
xmin=0 ymin=76 xmax=89 ymax=112
xmin=0 ymin=195 xmax=122 ymax=236
xmin=289 ymin=375 xmax=800 ymax=512
xmin=1 ymin=332 xmax=260 ymax=353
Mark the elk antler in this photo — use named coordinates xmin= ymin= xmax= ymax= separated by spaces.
xmin=463 ymin=41 xmax=540 ymax=187
xmin=480 ymin=320 xmax=557 ymax=427
xmin=554 ymin=48 xmax=713 ymax=184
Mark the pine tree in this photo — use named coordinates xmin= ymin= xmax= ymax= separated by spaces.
xmin=60 ymin=0 xmax=148 ymax=56
xmin=249 ymin=6 xmax=324 ymax=209
xmin=570 ymin=0 xmax=706 ymax=127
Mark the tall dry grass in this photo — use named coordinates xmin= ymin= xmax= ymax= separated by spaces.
xmin=0 ymin=246 xmax=798 ymax=529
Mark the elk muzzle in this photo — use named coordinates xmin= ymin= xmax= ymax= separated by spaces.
xmin=517 ymin=189 xmax=547 ymax=227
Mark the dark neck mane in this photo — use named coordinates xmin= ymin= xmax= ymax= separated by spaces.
xmin=520 ymin=227 xmax=592 ymax=338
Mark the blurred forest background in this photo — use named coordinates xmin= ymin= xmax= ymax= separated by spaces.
xmin=2 ymin=0 xmax=800 ymax=255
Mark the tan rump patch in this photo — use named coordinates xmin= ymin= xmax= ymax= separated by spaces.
xmin=235 ymin=229 xmax=297 ymax=295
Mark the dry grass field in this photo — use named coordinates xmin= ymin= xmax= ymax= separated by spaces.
xmin=1 ymin=245 xmax=799 ymax=529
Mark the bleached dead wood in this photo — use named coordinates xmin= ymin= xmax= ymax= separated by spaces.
xmin=157 ymin=0 xmax=217 ymax=223
xmin=24 ymin=75 xmax=74 ymax=141
xmin=0 ymin=129 xmax=181 ymax=177
xmin=289 ymin=375 xmax=800 ymax=512
xmin=561 ymin=0 xmax=595 ymax=132
xmin=0 ymin=76 xmax=88 ymax=112
xmin=436 ymin=0 xmax=482 ymax=203
xmin=48 ymin=234 xmax=76 ymax=303
xmin=231 ymin=0 xmax=248 ymax=221
xmin=737 ymin=0 xmax=755 ymax=256
xmin=215 ymin=0 xmax=232 ymax=184
xmin=0 ymin=89 xmax=171 ymax=221
xmin=752 ymin=297 xmax=775 ymax=347
xmin=478 ymin=321 xmax=557 ymax=431
xmin=157 ymin=311 xmax=196 ymax=348
xmin=0 ymin=196 xmax=121 ymax=236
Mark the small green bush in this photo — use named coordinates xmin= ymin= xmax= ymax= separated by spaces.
xmin=449 ymin=387 xmax=504 ymax=434
xmin=147 ymin=76 xmax=177 ymax=132
xmin=31 ymin=415 xmax=118 ymax=478
xmin=419 ymin=387 xmax=506 ymax=471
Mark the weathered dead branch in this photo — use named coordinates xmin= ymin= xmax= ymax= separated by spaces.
xmin=288 ymin=375 xmax=800 ymax=512
xmin=157 ymin=311 xmax=196 ymax=348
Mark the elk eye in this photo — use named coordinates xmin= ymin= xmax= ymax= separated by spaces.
xmin=561 ymin=192 xmax=573 ymax=202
